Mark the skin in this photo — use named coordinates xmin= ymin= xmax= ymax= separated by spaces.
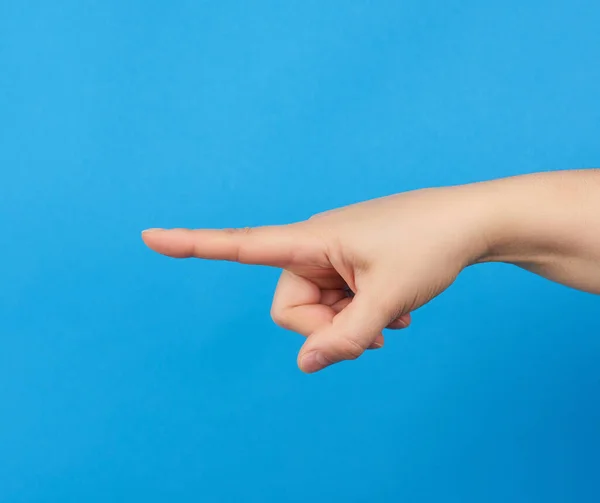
xmin=142 ymin=169 xmax=600 ymax=373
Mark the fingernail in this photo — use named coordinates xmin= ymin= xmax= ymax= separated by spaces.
xmin=300 ymin=352 xmax=333 ymax=373
xmin=142 ymin=228 xmax=164 ymax=234
xmin=368 ymin=342 xmax=384 ymax=350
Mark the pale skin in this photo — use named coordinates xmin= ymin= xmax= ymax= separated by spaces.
xmin=142 ymin=169 xmax=600 ymax=373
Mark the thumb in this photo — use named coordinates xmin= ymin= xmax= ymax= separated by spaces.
xmin=298 ymin=280 xmax=401 ymax=373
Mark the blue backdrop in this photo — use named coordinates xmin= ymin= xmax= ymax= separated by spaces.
xmin=1 ymin=1 xmax=599 ymax=501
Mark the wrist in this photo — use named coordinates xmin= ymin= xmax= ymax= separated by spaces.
xmin=451 ymin=182 xmax=511 ymax=267
xmin=468 ymin=175 xmax=548 ymax=267
xmin=469 ymin=170 xmax=599 ymax=268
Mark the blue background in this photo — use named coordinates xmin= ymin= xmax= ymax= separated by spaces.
xmin=1 ymin=1 xmax=599 ymax=501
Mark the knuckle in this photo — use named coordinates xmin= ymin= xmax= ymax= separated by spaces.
xmin=223 ymin=227 xmax=253 ymax=235
xmin=336 ymin=338 xmax=365 ymax=360
xmin=374 ymin=293 xmax=403 ymax=321
xmin=308 ymin=209 xmax=332 ymax=221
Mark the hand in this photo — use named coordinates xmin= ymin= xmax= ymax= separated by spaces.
xmin=142 ymin=184 xmax=492 ymax=373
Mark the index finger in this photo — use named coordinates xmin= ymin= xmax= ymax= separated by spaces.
xmin=141 ymin=225 xmax=304 ymax=267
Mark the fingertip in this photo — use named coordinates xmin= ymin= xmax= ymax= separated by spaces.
xmin=387 ymin=313 xmax=412 ymax=330
xmin=139 ymin=228 xmax=195 ymax=258
xmin=141 ymin=228 xmax=161 ymax=247
xmin=367 ymin=334 xmax=385 ymax=349
xmin=141 ymin=228 xmax=165 ymax=243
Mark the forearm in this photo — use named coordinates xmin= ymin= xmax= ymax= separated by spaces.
xmin=475 ymin=169 xmax=600 ymax=294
